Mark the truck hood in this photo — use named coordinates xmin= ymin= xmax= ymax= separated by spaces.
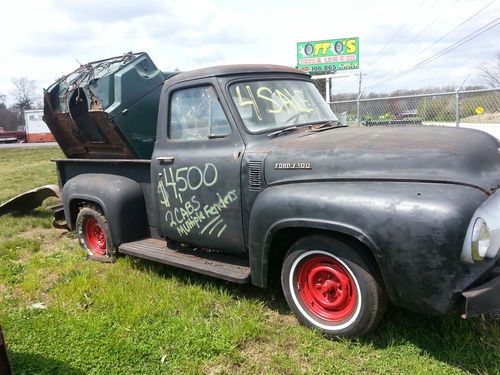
xmin=261 ymin=126 xmax=500 ymax=193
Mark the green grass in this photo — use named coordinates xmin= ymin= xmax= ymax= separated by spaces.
xmin=0 ymin=146 xmax=499 ymax=374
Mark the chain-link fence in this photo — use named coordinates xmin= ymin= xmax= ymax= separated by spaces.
xmin=329 ymin=88 xmax=500 ymax=127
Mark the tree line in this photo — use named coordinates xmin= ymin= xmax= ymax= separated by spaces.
xmin=3 ymin=54 xmax=499 ymax=130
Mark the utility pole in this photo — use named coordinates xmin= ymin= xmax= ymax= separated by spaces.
xmin=311 ymin=72 xmax=352 ymax=103
xmin=325 ymin=76 xmax=331 ymax=102
xmin=356 ymin=72 xmax=367 ymax=124
xmin=455 ymin=74 xmax=469 ymax=128
xmin=310 ymin=73 xmax=336 ymax=102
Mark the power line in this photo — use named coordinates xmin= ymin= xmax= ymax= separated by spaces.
xmin=368 ymin=0 xmax=458 ymax=74
xmin=403 ymin=0 xmax=460 ymax=47
xmin=367 ymin=0 xmax=448 ymax=73
xmin=413 ymin=0 xmax=496 ymax=58
xmin=390 ymin=1 xmax=441 ymax=45
xmin=366 ymin=0 xmax=428 ymax=64
xmin=388 ymin=17 xmax=500 ymax=81
xmin=365 ymin=0 xmax=497 ymax=88
xmin=364 ymin=11 xmax=500 ymax=90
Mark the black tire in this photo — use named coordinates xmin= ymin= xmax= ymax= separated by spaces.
xmin=304 ymin=43 xmax=314 ymax=56
xmin=75 ymin=204 xmax=116 ymax=261
xmin=281 ymin=235 xmax=386 ymax=337
xmin=334 ymin=41 xmax=343 ymax=54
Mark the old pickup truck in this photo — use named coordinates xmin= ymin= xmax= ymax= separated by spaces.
xmin=0 ymin=127 xmax=26 ymax=143
xmin=38 ymin=53 xmax=499 ymax=337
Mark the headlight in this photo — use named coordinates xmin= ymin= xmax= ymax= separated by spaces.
xmin=471 ymin=218 xmax=490 ymax=262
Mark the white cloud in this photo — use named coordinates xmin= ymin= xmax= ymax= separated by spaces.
xmin=0 ymin=0 xmax=499 ymax=103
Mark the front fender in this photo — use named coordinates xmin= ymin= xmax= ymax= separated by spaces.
xmin=248 ymin=184 xmax=382 ymax=289
xmin=248 ymin=181 xmax=488 ymax=314
xmin=63 ymin=174 xmax=148 ymax=246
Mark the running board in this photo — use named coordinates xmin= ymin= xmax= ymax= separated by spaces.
xmin=118 ymin=238 xmax=250 ymax=284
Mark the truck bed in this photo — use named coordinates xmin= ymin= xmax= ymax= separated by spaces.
xmin=53 ymin=158 xmax=155 ymax=229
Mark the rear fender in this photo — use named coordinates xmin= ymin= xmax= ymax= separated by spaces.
xmin=63 ymin=174 xmax=148 ymax=246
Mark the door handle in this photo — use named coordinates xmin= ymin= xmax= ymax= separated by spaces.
xmin=156 ymin=156 xmax=175 ymax=164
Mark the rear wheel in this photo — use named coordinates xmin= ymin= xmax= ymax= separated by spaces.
xmin=281 ymin=235 xmax=386 ymax=337
xmin=76 ymin=205 xmax=115 ymax=261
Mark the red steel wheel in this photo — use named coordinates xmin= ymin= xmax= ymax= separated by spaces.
xmin=76 ymin=204 xmax=116 ymax=261
xmin=281 ymin=236 xmax=387 ymax=337
xmin=84 ymin=217 xmax=107 ymax=256
xmin=297 ymin=255 xmax=357 ymax=322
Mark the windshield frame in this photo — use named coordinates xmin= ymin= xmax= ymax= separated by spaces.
xmin=226 ymin=77 xmax=338 ymax=135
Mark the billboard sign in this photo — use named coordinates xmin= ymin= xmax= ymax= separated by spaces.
xmin=297 ymin=37 xmax=359 ymax=74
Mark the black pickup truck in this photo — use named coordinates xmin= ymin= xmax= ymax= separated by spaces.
xmin=41 ymin=53 xmax=499 ymax=337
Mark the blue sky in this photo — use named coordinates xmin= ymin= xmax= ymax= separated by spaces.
xmin=0 ymin=0 xmax=499 ymax=103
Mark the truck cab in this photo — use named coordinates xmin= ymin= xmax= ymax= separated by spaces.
xmin=152 ymin=65 xmax=333 ymax=255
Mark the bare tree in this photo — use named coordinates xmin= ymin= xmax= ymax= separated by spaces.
xmin=11 ymin=77 xmax=39 ymax=112
xmin=479 ymin=53 xmax=500 ymax=88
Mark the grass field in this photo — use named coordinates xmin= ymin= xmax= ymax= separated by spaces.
xmin=0 ymin=146 xmax=499 ymax=374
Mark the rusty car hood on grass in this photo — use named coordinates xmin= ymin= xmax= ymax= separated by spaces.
xmin=261 ymin=126 xmax=500 ymax=193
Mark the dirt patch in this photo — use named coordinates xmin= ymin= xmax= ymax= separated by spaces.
xmin=205 ymin=334 xmax=311 ymax=375
xmin=22 ymin=226 xmax=67 ymax=242
xmin=21 ymin=226 xmax=75 ymax=255
xmin=41 ymin=273 xmax=59 ymax=292
xmin=264 ymin=309 xmax=297 ymax=327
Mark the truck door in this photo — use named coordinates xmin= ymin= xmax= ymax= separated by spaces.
xmin=152 ymin=80 xmax=246 ymax=255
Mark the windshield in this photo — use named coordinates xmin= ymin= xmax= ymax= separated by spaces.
xmin=229 ymin=80 xmax=338 ymax=133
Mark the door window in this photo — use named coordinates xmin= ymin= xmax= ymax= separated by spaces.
xmin=169 ymin=86 xmax=232 ymax=140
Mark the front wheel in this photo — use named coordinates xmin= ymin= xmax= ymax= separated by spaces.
xmin=281 ymin=235 xmax=386 ymax=337
xmin=75 ymin=205 xmax=116 ymax=261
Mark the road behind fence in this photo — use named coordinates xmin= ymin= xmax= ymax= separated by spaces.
xmin=329 ymin=88 xmax=500 ymax=129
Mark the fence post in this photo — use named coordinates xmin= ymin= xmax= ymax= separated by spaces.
xmin=423 ymin=97 xmax=427 ymax=121
xmin=325 ymin=77 xmax=330 ymax=103
xmin=356 ymin=92 xmax=362 ymax=125
xmin=356 ymin=99 xmax=360 ymax=125
xmin=455 ymin=75 xmax=468 ymax=128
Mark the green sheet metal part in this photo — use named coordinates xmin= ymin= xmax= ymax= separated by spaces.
xmin=0 ymin=185 xmax=60 ymax=216
xmin=44 ymin=52 xmax=177 ymax=159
